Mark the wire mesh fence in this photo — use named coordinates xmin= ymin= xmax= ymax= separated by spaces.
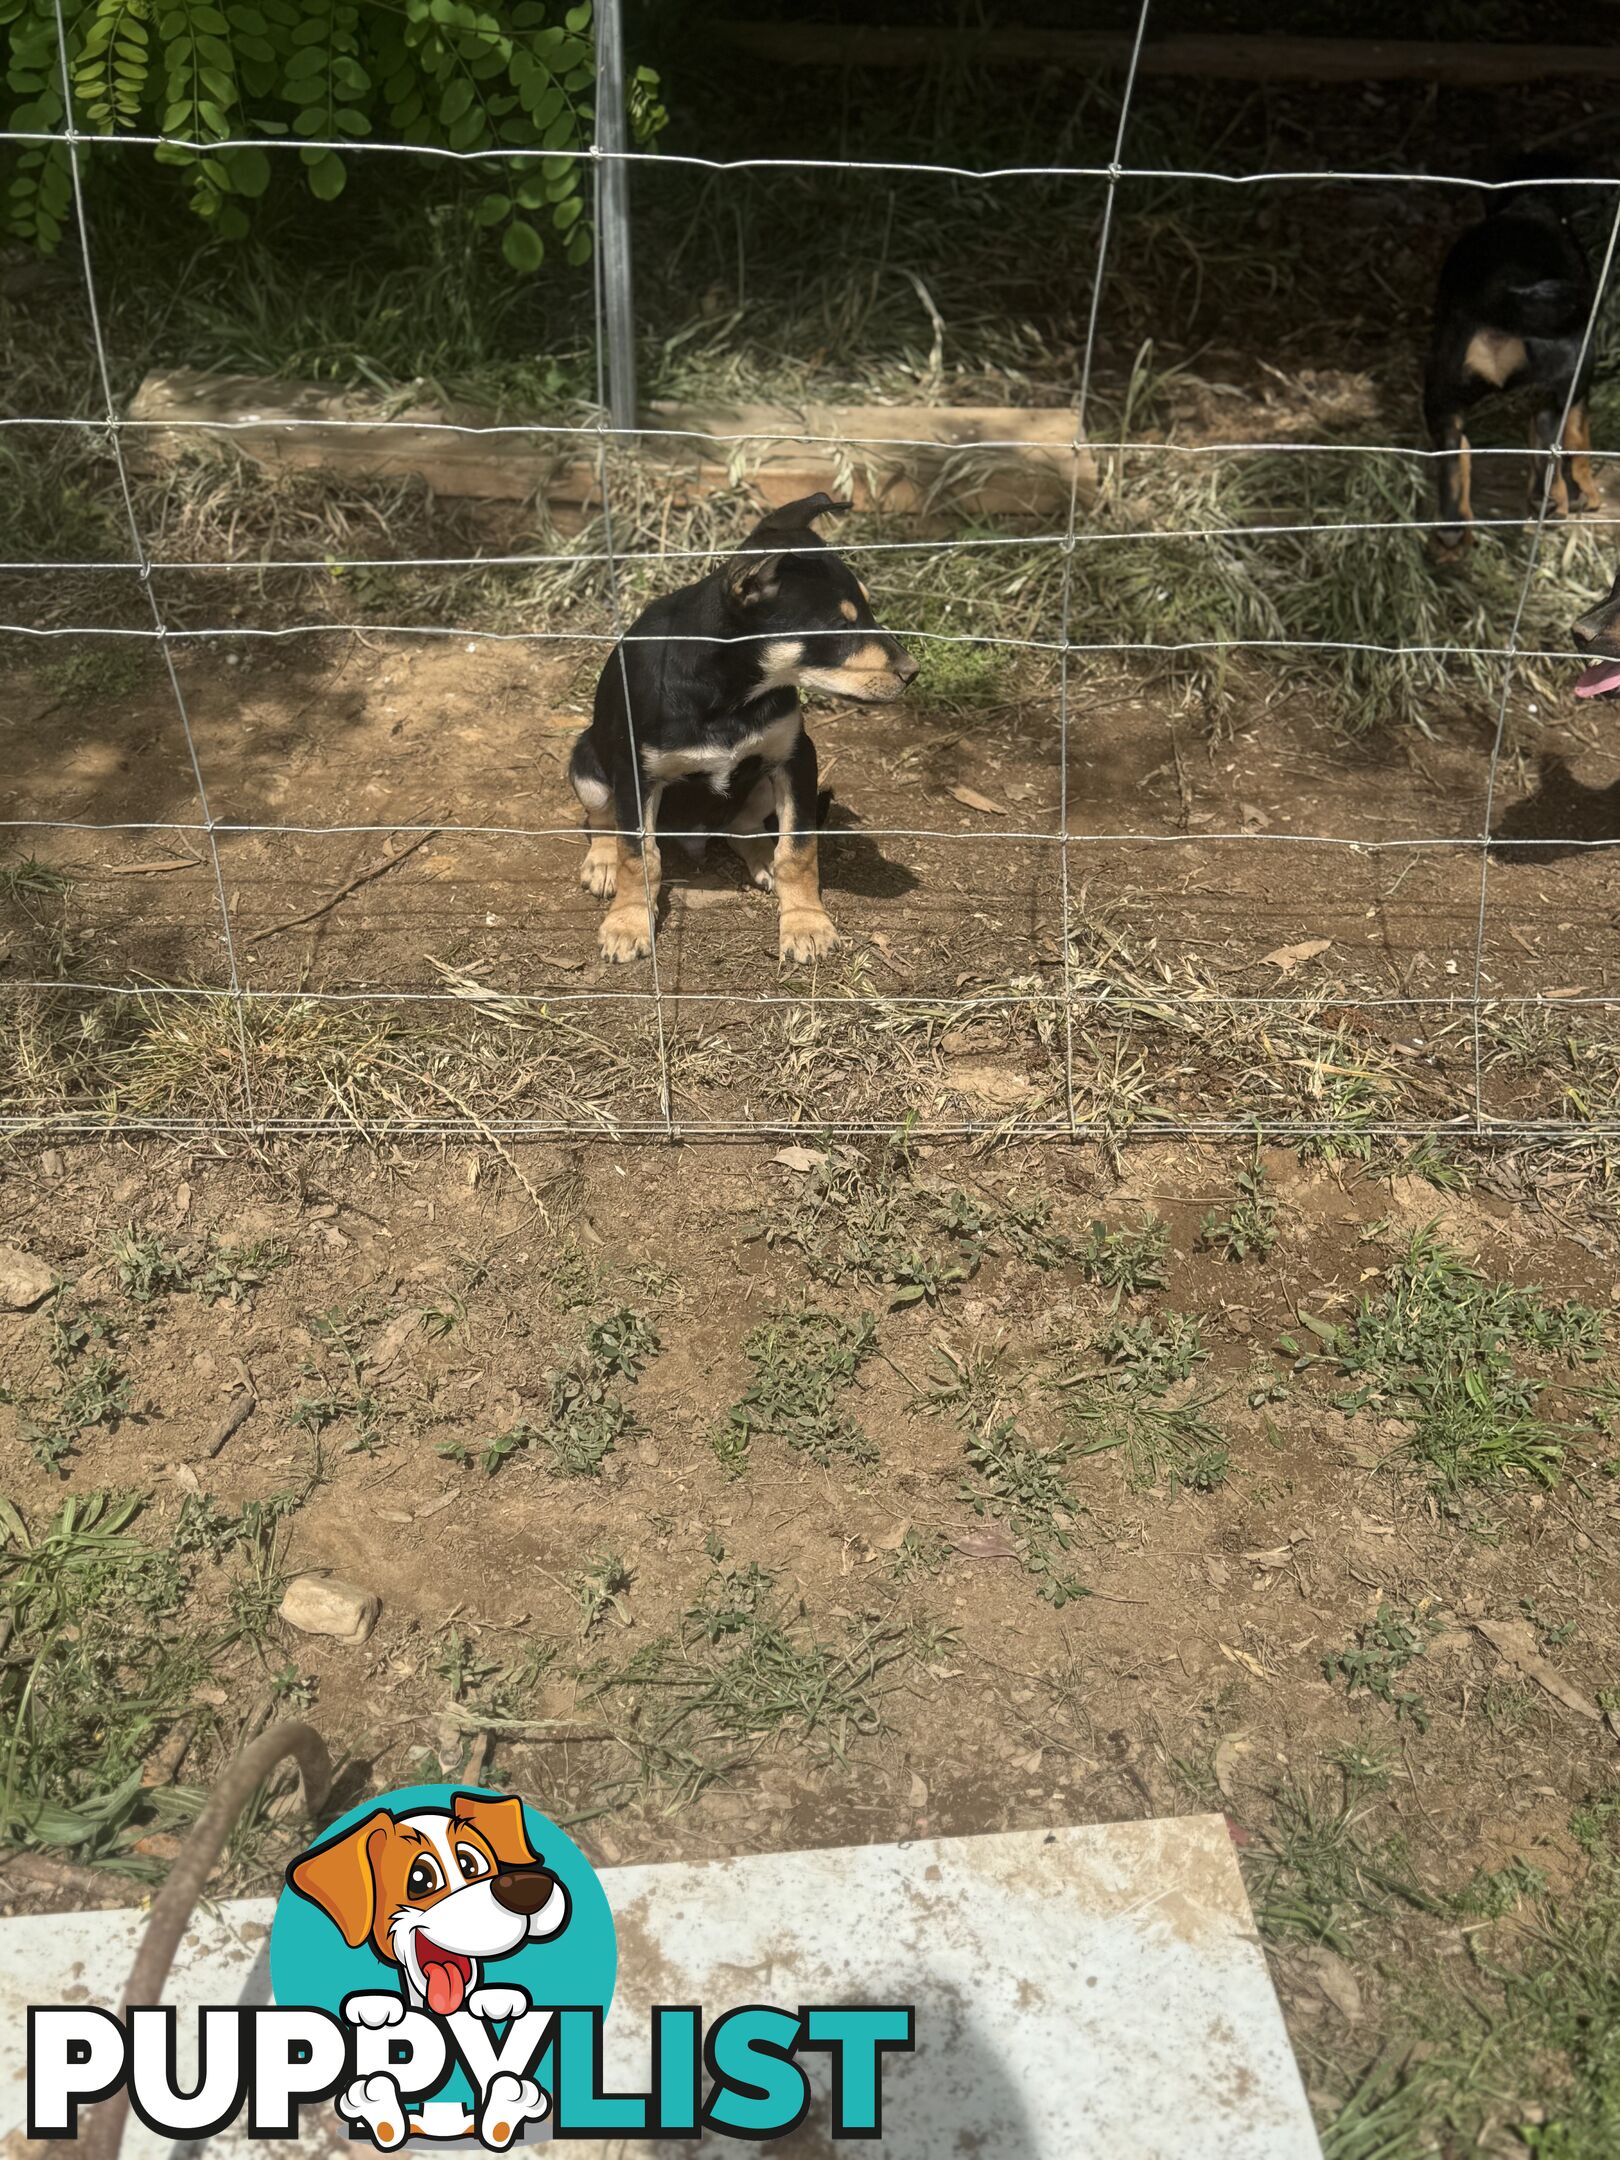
xmin=5 ymin=0 xmax=1620 ymax=1145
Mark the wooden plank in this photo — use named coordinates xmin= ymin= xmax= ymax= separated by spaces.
xmin=710 ymin=22 xmax=1620 ymax=86
xmin=125 ymin=371 xmax=1091 ymax=524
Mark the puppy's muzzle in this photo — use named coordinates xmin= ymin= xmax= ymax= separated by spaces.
xmin=1571 ymin=606 xmax=1620 ymax=658
xmin=490 ymin=1864 xmax=560 ymax=1916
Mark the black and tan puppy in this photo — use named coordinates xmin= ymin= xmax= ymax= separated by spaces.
xmin=570 ymin=494 xmax=917 ymax=964
xmin=1424 ymin=164 xmax=1601 ymax=563
xmin=1571 ymin=562 xmax=1620 ymax=702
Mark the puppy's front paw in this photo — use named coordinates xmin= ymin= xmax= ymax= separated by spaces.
xmin=340 ymin=2073 xmax=409 ymax=2150
xmin=478 ymin=2073 xmax=549 ymax=2150
xmin=581 ymin=843 xmax=618 ymax=899
xmin=1427 ymin=525 xmax=1472 ymax=567
xmin=342 ymin=1993 xmax=406 ymax=2030
xmin=599 ymin=907 xmax=654 ymax=963
xmin=779 ymin=908 xmax=838 ymax=964
xmin=468 ymin=1984 xmax=530 ymax=2024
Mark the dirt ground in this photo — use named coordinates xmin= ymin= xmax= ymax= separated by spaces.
xmin=3 ymin=1119 xmax=1620 ymax=2146
xmin=5 ymin=622 xmax=1620 ymax=1139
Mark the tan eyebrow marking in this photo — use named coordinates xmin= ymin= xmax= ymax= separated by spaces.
xmin=839 ymin=599 xmax=858 ymax=622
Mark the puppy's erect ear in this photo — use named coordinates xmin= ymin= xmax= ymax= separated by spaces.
xmin=756 ymin=493 xmax=851 ymax=532
xmin=288 ymin=1811 xmax=392 ymax=1947
xmin=724 ymin=546 xmax=786 ymax=606
xmin=451 ymin=1791 xmax=539 ymax=1869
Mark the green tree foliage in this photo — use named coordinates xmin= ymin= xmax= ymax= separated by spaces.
xmin=1 ymin=1 xmax=666 ymax=265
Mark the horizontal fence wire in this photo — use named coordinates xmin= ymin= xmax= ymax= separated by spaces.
xmin=4 ymin=36 xmax=1620 ymax=1147
xmin=4 ymin=124 xmax=1620 ymax=189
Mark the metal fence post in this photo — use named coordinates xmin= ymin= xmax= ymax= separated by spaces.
xmin=594 ymin=0 xmax=638 ymax=434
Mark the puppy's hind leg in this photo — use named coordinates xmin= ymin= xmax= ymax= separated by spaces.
xmin=1565 ymin=398 xmax=1601 ymax=515
xmin=725 ymin=773 xmax=778 ymax=892
xmin=569 ymin=733 xmax=619 ymax=898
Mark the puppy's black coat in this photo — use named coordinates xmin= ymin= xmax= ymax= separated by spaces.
xmin=1424 ymin=162 xmax=1600 ymax=560
xmin=569 ymin=494 xmax=916 ymax=964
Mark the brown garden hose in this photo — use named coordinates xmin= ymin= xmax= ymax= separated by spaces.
xmin=79 ymin=1721 xmax=333 ymax=2160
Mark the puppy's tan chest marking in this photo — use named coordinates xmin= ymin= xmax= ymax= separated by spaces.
xmin=1463 ymin=329 xmax=1529 ymax=389
xmin=640 ymin=709 xmax=801 ymax=792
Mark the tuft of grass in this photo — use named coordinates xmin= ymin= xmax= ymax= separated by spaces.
xmin=1248 ymin=1771 xmax=1436 ymax=1954
xmin=109 ymin=1228 xmax=190 ymax=1304
xmin=0 ymin=1492 xmax=260 ymax=1872
xmin=1198 ymin=1155 xmax=1279 ymax=1262
xmin=1324 ymin=1603 xmax=1438 ymax=1730
xmin=1282 ymin=1230 xmax=1603 ymax=1495
xmin=588 ymin=1561 xmax=911 ymax=1801
xmin=714 ymin=1308 xmax=878 ymax=1472
xmin=5 ymin=1304 xmax=131 ymax=1474
xmin=959 ymin=1417 xmax=1087 ymax=1606
xmin=1076 ymin=1215 xmax=1169 ymax=1304
xmin=291 ymin=1304 xmax=388 ymax=1455
xmin=447 ymin=1306 xmax=659 ymax=1477
xmin=767 ymin=1142 xmax=979 ymax=1310
xmin=1062 ymin=1309 xmax=1230 ymax=1494
xmin=572 ymin=1552 xmax=634 ymax=1636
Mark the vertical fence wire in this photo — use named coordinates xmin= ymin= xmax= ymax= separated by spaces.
xmin=590 ymin=27 xmax=674 ymax=1137
xmin=47 ymin=0 xmax=259 ymax=1126
xmin=1468 ymin=185 xmax=1620 ymax=1133
xmin=1056 ymin=0 xmax=1155 ymax=1138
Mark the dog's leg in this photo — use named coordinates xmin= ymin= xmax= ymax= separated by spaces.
xmin=569 ymin=731 xmax=619 ymax=898
xmin=598 ymin=779 xmax=663 ymax=964
xmin=772 ymin=733 xmax=836 ymax=964
xmin=1565 ymin=398 xmax=1601 ymax=514
xmin=1429 ymin=411 xmax=1473 ymax=562
xmin=477 ymin=2073 xmax=550 ymax=2151
xmin=1531 ymin=404 xmax=1572 ymax=519
xmin=340 ymin=2072 xmax=410 ymax=2151
xmin=725 ymin=773 xmax=778 ymax=892
xmin=579 ymin=799 xmax=618 ymax=899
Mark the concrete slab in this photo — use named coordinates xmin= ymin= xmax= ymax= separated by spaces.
xmin=0 ymin=1816 xmax=1322 ymax=2159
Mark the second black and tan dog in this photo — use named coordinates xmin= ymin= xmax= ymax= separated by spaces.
xmin=1424 ymin=164 xmax=1601 ymax=562
xmin=570 ymin=494 xmax=917 ymax=965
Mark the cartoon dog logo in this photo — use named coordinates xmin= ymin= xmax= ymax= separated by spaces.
xmin=288 ymin=1791 xmax=570 ymax=2149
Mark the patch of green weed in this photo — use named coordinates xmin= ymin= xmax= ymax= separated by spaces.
xmin=1324 ymin=1603 xmax=1438 ymax=1729
xmin=714 ymin=1308 xmax=877 ymax=1471
xmin=1282 ymin=1231 xmax=1603 ymax=1494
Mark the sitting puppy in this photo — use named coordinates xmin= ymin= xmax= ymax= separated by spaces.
xmin=1571 ymin=561 xmax=1620 ymax=702
xmin=1424 ymin=161 xmax=1600 ymax=562
xmin=570 ymin=494 xmax=917 ymax=964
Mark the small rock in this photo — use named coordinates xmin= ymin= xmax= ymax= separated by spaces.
xmin=0 ymin=1244 xmax=55 ymax=1310
xmin=39 ymin=1150 xmax=62 ymax=1178
xmin=279 ymin=1574 xmax=380 ymax=1647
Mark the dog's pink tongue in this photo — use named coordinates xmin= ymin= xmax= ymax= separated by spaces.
xmin=1575 ymin=659 xmax=1620 ymax=699
xmin=425 ymin=1960 xmax=465 ymax=2017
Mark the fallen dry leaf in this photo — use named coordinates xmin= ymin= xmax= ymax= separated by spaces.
xmin=1303 ymin=1946 xmax=1363 ymax=2024
xmin=1262 ymin=938 xmax=1332 ymax=975
xmin=367 ymin=1310 xmax=421 ymax=1376
xmin=1218 ymin=1640 xmax=1274 ymax=1680
xmin=949 ymin=784 xmax=1008 ymax=817
xmin=948 ymin=1527 xmax=1022 ymax=1560
xmin=1475 ymin=1618 xmax=1601 ymax=1719
xmin=772 ymin=1145 xmax=828 ymax=1173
